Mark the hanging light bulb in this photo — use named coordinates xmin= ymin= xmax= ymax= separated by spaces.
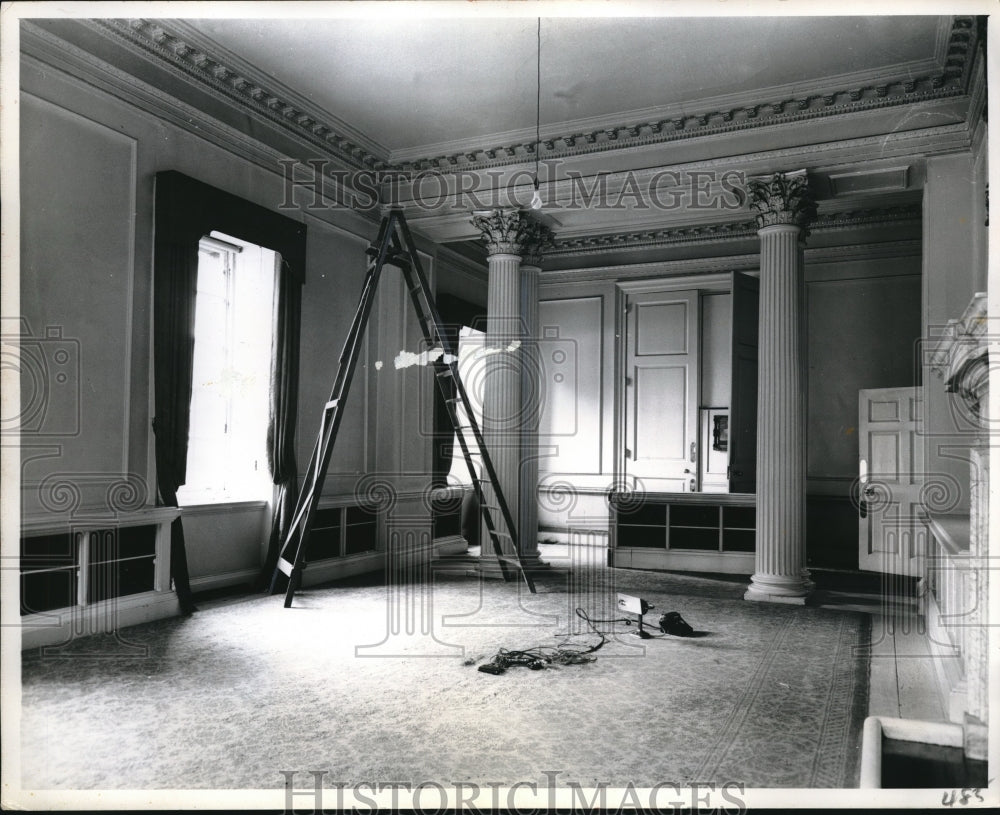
xmin=530 ymin=177 xmax=543 ymax=210
xmin=529 ymin=17 xmax=543 ymax=211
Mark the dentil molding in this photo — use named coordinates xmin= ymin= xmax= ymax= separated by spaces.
xmin=85 ymin=16 xmax=982 ymax=176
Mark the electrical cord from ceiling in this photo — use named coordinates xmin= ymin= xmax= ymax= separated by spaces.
xmin=530 ymin=16 xmax=543 ymax=210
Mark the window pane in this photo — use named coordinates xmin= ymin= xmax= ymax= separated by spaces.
xmin=178 ymin=235 xmax=276 ymax=505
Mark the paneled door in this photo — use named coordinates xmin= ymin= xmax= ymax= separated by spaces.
xmin=624 ymin=290 xmax=700 ymax=492
xmin=858 ymin=387 xmax=925 ymax=575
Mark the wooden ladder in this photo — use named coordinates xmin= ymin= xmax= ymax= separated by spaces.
xmin=270 ymin=209 xmax=537 ymax=607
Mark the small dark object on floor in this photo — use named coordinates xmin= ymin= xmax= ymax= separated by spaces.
xmin=659 ymin=611 xmax=694 ymax=637
xmin=478 ymin=663 xmax=506 ymax=675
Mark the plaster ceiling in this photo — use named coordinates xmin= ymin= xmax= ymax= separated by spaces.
xmin=188 ymin=15 xmax=947 ymax=159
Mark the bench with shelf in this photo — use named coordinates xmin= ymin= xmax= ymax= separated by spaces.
xmin=20 ymin=507 xmax=181 ymax=650
xmin=610 ymin=492 xmax=756 ymax=574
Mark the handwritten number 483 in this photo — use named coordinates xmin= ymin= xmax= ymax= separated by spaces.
xmin=942 ymin=789 xmax=983 ymax=806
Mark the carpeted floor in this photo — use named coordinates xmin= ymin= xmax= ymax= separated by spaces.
xmin=20 ymin=545 xmax=870 ymax=790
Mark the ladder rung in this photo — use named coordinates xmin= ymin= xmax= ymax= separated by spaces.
xmin=276 ymin=209 xmax=538 ymax=604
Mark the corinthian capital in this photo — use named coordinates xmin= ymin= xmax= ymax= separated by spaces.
xmin=746 ymin=170 xmax=817 ymax=236
xmin=520 ymin=221 xmax=555 ymax=268
xmin=472 ymin=209 xmax=530 ymax=256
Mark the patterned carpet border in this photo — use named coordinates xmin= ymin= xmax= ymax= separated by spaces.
xmin=20 ymin=552 xmax=872 ymax=790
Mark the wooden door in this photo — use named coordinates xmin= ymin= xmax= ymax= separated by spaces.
xmin=858 ymin=387 xmax=925 ymax=575
xmin=728 ymin=272 xmax=758 ymax=493
xmin=624 ymin=290 xmax=700 ymax=492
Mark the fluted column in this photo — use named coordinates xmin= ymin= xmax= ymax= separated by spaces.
xmin=744 ymin=171 xmax=816 ymax=603
xmin=471 ymin=210 xmax=530 ymax=576
xmin=517 ymin=223 xmax=554 ymax=568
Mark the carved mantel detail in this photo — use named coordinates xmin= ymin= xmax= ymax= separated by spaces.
xmin=928 ymin=291 xmax=989 ymax=422
xmin=745 ymin=170 xmax=818 ymax=235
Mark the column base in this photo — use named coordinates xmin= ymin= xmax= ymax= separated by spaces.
xmin=744 ymin=573 xmax=813 ymax=604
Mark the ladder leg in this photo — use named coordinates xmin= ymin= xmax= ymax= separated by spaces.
xmin=395 ymin=220 xmax=536 ymax=594
xmin=272 ymin=217 xmax=395 ymax=605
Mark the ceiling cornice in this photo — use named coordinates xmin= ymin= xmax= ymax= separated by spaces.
xmin=391 ymin=16 xmax=981 ymax=173
xmin=540 ymin=239 xmax=921 ymax=286
xmin=545 ymin=203 xmax=922 ymax=259
xmin=88 ymin=18 xmax=393 ymax=172
xmin=80 ymin=15 xmax=981 ymax=178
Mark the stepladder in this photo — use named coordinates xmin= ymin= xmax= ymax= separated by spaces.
xmin=271 ymin=209 xmax=536 ymax=606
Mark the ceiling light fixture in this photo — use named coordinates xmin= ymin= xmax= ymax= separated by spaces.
xmin=530 ymin=17 xmax=543 ymax=211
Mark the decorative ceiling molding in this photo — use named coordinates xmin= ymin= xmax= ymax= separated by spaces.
xmin=89 ymin=18 xmax=392 ymax=172
xmin=393 ymin=16 xmax=981 ymax=174
xmin=19 ymin=21 xmax=383 ymax=227
xmin=80 ymin=15 xmax=981 ymax=178
xmin=541 ymin=239 xmax=922 ymax=286
xmin=545 ymin=203 xmax=922 ymax=258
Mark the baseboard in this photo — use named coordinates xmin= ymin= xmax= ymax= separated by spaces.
xmin=189 ymin=567 xmax=260 ymax=594
xmin=300 ymin=551 xmax=385 ymax=586
xmin=611 ymin=547 xmax=754 ymax=575
xmin=21 ymin=590 xmax=181 ymax=651
xmin=538 ymin=528 xmax=609 ymax=546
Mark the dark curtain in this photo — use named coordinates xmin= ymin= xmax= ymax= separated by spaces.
xmin=152 ymin=176 xmax=200 ymax=615
xmin=152 ymin=171 xmax=306 ymax=610
xmin=258 ymin=259 xmax=302 ymax=592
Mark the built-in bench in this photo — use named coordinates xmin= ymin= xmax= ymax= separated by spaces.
xmin=609 ymin=491 xmax=755 ymax=574
xmin=20 ymin=507 xmax=180 ymax=650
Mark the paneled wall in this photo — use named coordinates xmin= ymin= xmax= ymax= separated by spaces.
xmin=17 ymin=49 xmax=478 ymax=590
xmin=537 ymin=251 xmax=923 ymax=568
xmin=805 ymin=255 xmax=922 ymax=568
xmin=922 ymin=151 xmax=985 ymax=519
xmin=536 ymin=282 xmax=616 ymax=538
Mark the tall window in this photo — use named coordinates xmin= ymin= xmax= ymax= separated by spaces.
xmin=176 ymin=232 xmax=277 ymax=505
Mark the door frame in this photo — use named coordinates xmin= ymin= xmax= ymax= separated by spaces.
xmin=858 ymin=386 xmax=925 ymax=575
xmin=614 ymin=274 xmax=731 ymax=493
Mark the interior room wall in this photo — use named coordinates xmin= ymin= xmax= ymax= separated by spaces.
xmin=805 ymin=254 xmax=923 ymax=569
xmin=18 ymin=54 xmax=446 ymax=590
xmin=922 ymin=151 xmax=981 ymax=521
xmin=700 ymin=292 xmax=732 ymax=409
xmin=535 ymin=251 xmax=923 ymax=569
xmin=536 ymin=281 xmax=617 ymax=541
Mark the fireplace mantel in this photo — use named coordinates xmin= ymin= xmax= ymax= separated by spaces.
xmin=928 ymin=291 xmax=988 ymax=420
